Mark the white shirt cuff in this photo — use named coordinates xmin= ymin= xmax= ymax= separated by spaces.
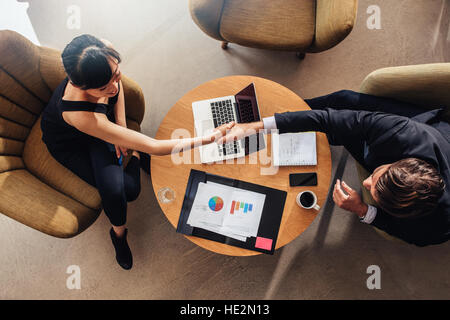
xmin=360 ymin=205 xmax=377 ymax=224
xmin=263 ymin=116 xmax=277 ymax=130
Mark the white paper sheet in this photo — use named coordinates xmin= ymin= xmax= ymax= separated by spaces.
xmin=221 ymin=188 xmax=266 ymax=237
xmin=272 ymin=131 xmax=317 ymax=166
xmin=187 ymin=181 xmax=266 ymax=240
xmin=187 ymin=182 xmax=230 ymax=227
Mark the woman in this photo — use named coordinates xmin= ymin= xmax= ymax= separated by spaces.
xmin=41 ymin=34 xmax=233 ymax=270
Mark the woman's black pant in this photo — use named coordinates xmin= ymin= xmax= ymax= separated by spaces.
xmin=51 ymin=138 xmax=141 ymax=226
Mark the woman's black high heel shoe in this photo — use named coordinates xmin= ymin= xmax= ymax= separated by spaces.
xmin=109 ymin=228 xmax=133 ymax=270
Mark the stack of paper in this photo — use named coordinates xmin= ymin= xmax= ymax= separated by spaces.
xmin=187 ymin=182 xmax=266 ymax=242
xmin=272 ymin=131 xmax=317 ymax=166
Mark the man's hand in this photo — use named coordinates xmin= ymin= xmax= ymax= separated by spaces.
xmin=216 ymin=121 xmax=264 ymax=145
xmin=333 ymin=179 xmax=368 ymax=218
xmin=204 ymin=121 xmax=236 ymax=143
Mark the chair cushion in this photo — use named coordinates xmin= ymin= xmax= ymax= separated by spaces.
xmin=0 ymin=155 xmax=24 ymax=173
xmin=0 ymin=169 xmax=100 ymax=238
xmin=220 ymin=0 xmax=316 ymax=51
xmin=0 ymin=115 xmax=30 ymax=141
xmin=38 ymin=46 xmax=66 ymax=93
xmin=0 ymin=137 xmax=24 ymax=156
xmin=23 ymin=116 xmax=102 ymax=211
xmin=0 ymin=31 xmax=52 ymax=104
xmin=121 ymin=75 xmax=146 ymax=125
xmin=359 ymin=64 xmax=450 ymax=116
xmin=0 ymin=66 xmax=46 ymax=118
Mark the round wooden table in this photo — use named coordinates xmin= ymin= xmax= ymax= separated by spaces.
xmin=151 ymin=76 xmax=332 ymax=256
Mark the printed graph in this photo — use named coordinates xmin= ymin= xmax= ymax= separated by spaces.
xmin=230 ymin=200 xmax=253 ymax=214
xmin=208 ymin=196 xmax=224 ymax=212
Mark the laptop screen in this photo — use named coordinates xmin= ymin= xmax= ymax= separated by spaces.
xmin=235 ymin=83 xmax=260 ymax=123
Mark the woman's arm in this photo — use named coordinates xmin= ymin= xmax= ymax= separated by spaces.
xmin=63 ymin=111 xmax=233 ymax=156
xmin=114 ymin=80 xmax=127 ymax=127
xmin=112 ymin=80 xmax=128 ymax=158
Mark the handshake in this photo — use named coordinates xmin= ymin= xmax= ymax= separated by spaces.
xmin=207 ymin=121 xmax=265 ymax=145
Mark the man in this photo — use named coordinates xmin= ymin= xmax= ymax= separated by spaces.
xmin=218 ymin=90 xmax=449 ymax=247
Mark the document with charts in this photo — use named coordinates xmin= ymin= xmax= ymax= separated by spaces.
xmin=272 ymin=131 xmax=317 ymax=166
xmin=187 ymin=182 xmax=266 ymax=241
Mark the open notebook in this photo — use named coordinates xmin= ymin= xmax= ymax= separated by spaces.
xmin=272 ymin=132 xmax=317 ymax=166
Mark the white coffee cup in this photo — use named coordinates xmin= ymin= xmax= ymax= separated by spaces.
xmin=296 ymin=190 xmax=320 ymax=211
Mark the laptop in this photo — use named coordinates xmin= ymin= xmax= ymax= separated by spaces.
xmin=192 ymin=83 xmax=266 ymax=163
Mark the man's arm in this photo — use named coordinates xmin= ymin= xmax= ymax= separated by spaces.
xmin=219 ymin=108 xmax=410 ymax=149
xmin=273 ymin=108 xmax=410 ymax=147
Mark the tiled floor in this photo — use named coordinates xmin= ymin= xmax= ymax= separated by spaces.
xmin=0 ymin=0 xmax=449 ymax=299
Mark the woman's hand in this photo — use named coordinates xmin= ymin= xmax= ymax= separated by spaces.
xmin=115 ymin=145 xmax=128 ymax=159
xmin=333 ymin=179 xmax=368 ymax=218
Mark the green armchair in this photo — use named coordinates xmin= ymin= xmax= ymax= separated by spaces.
xmin=0 ymin=30 xmax=145 ymax=238
xmin=357 ymin=63 xmax=450 ymax=241
xmin=189 ymin=0 xmax=358 ymax=56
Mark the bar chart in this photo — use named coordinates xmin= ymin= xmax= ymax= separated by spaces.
xmin=230 ymin=200 xmax=253 ymax=214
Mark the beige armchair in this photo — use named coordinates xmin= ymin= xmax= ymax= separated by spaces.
xmin=0 ymin=30 xmax=145 ymax=238
xmin=189 ymin=0 xmax=358 ymax=57
xmin=357 ymin=63 xmax=450 ymax=241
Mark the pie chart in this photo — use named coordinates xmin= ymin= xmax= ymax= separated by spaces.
xmin=208 ymin=196 xmax=224 ymax=212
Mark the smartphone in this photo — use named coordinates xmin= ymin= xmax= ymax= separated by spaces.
xmin=289 ymin=172 xmax=317 ymax=187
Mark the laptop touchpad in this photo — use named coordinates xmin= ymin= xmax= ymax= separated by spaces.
xmin=200 ymin=120 xmax=215 ymax=133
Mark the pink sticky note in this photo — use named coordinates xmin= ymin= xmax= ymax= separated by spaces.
xmin=255 ymin=237 xmax=273 ymax=250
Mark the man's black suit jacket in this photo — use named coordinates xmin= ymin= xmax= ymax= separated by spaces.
xmin=274 ymin=108 xmax=450 ymax=246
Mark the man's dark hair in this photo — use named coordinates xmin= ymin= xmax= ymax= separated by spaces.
xmin=375 ymin=158 xmax=445 ymax=218
xmin=61 ymin=34 xmax=121 ymax=90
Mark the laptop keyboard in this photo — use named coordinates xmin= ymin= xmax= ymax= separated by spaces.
xmin=210 ymin=100 xmax=240 ymax=156
xmin=211 ymin=100 xmax=235 ymax=127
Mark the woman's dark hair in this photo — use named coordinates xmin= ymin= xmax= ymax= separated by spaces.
xmin=375 ymin=158 xmax=445 ymax=219
xmin=61 ymin=34 xmax=121 ymax=90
